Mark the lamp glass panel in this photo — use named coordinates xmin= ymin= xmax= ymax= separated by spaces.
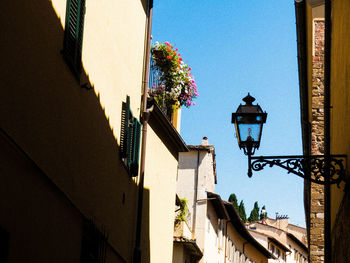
xmin=238 ymin=123 xmax=261 ymax=142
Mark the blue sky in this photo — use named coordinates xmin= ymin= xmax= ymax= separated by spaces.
xmin=151 ymin=0 xmax=305 ymax=226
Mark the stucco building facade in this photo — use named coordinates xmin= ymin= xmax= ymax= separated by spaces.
xmin=0 ymin=0 xmax=188 ymax=262
xmin=174 ymin=138 xmax=273 ymax=263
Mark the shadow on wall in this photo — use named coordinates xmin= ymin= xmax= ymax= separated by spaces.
xmin=140 ymin=0 xmax=148 ymax=14
xmin=178 ymin=151 xmax=205 ymax=170
xmin=142 ymin=188 xmax=151 ymax=263
xmin=0 ymin=0 xmax=150 ymax=262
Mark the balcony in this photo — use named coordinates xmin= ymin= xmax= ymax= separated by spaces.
xmin=149 ymin=57 xmax=177 ymax=122
xmin=148 ymin=42 xmax=198 ymax=132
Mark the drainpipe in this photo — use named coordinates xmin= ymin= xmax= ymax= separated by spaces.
xmin=133 ymin=0 xmax=153 ymax=262
xmin=192 ymin=150 xmax=200 ymax=239
xmin=324 ymin=1 xmax=332 ymax=262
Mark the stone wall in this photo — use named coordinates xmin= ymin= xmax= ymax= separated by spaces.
xmin=310 ymin=19 xmax=325 ymax=263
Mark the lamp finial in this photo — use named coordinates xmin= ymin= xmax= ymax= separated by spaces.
xmin=242 ymin=93 xmax=255 ymax=105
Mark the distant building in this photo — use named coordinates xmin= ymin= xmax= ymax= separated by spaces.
xmin=247 ymin=217 xmax=308 ymax=263
xmin=174 ymin=138 xmax=273 ymax=263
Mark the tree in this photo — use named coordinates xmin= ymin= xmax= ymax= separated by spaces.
xmin=228 ymin=193 xmax=239 ymax=211
xmin=248 ymin=201 xmax=260 ymax=222
xmin=238 ymin=200 xmax=247 ymax=223
xmin=260 ymin=205 xmax=267 ymax=220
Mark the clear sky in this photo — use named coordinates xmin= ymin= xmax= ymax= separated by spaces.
xmin=151 ymin=0 xmax=305 ymax=227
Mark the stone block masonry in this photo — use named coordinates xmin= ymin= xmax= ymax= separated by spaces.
xmin=310 ymin=19 xmax=325 ymax=263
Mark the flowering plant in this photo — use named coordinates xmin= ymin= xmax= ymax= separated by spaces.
xmin=149 ymin=42 xmax=198 ymax=108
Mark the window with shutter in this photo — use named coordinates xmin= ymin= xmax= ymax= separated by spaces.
xmin=120 ymin=96 xmax=141 ymax=177
xmin=63 ymin=0 xmax=86 ymax=79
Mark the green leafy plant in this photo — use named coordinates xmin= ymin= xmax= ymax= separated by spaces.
xmin=176 ymin=198 xmax=189 ymax=222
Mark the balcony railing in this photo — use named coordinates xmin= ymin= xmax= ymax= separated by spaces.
xmin=149 ymin=57 xmax=175 ymax=121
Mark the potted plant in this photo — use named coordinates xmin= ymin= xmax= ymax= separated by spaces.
xmin=149 ymin=42 xmax=198 ymax=114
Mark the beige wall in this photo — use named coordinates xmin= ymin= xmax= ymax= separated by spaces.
xmin=329 ymin=0 xmax=350 ymax=262
xmin=144 ymin=126 xmax=179 ymax=263
xmin=0 ymin=132 xmax=83 ymax=263
xmin=0 ymin=0 xmax=151 ymax=261
xmin=177 ymin=148 xmax=216 ymax=234
xmin=203 ymin=203 xmax=220 ymax=263
xmin=226 ymin=222 xmax=268 ymax=263
xmin=329 ymin=0 xmax=350 ymax=228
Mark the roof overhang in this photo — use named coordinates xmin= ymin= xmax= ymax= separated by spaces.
xmin=287 ymin=233 xmax=308 ymax=252
xmin=268 ymin=237 xmax=291 ymax=253
xmin=207 ymin=192 xmax=228 ymax=219
xmin=173 ymin=237 xmax=203 ymax=258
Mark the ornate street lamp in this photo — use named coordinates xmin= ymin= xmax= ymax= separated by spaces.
xmin=232 ymin=93 xmax=267 ymax=177
xmin=232 ymin=94 xmax=346 ymax=185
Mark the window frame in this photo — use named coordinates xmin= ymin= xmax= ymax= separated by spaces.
xmin=120 ymin=96 xmax=142 ymax=177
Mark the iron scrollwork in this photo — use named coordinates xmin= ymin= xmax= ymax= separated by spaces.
xmin=249 ymin=155 xmax=347 ymax=186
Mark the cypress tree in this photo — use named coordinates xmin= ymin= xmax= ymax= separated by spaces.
xmin=228 ymin=193 xmax=239 ymax=211
xmin=248 ymin=201 xmax=260 ymax=222
xmin=238 ymin=200 xmax=247 ymax=222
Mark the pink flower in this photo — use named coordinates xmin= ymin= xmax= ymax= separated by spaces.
xmin=193 ymin=102 xmax=196 ymax=106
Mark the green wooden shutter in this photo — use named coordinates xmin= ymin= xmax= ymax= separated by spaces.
xmin=63 ymin=0 xmax=86 ymax=77
xmin=120 ymin=96 xmax=142 ymax=177
xmin=126 ymin=116 xmax=135 ymax=170
xmin=120 ymin=96 xmax=131 ymax=159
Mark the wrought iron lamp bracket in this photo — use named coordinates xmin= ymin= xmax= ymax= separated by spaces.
xmin=248 ymin=155 xmax=347 ymax=186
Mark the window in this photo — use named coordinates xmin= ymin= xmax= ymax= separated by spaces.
xmin=270 ymin=244 xmax=275 ymax=254
xmin=276 ymin=248 xmax=280 ymax=258
xmin=63 ymin=0 xmax=86 ymax=78
xmin=80 ymin=219 xmax=107 ymax=263
xmin=120 ymin=96 xmax=141 ymax=177
xmin=0 ymin=227 xmax=9 ymax=263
